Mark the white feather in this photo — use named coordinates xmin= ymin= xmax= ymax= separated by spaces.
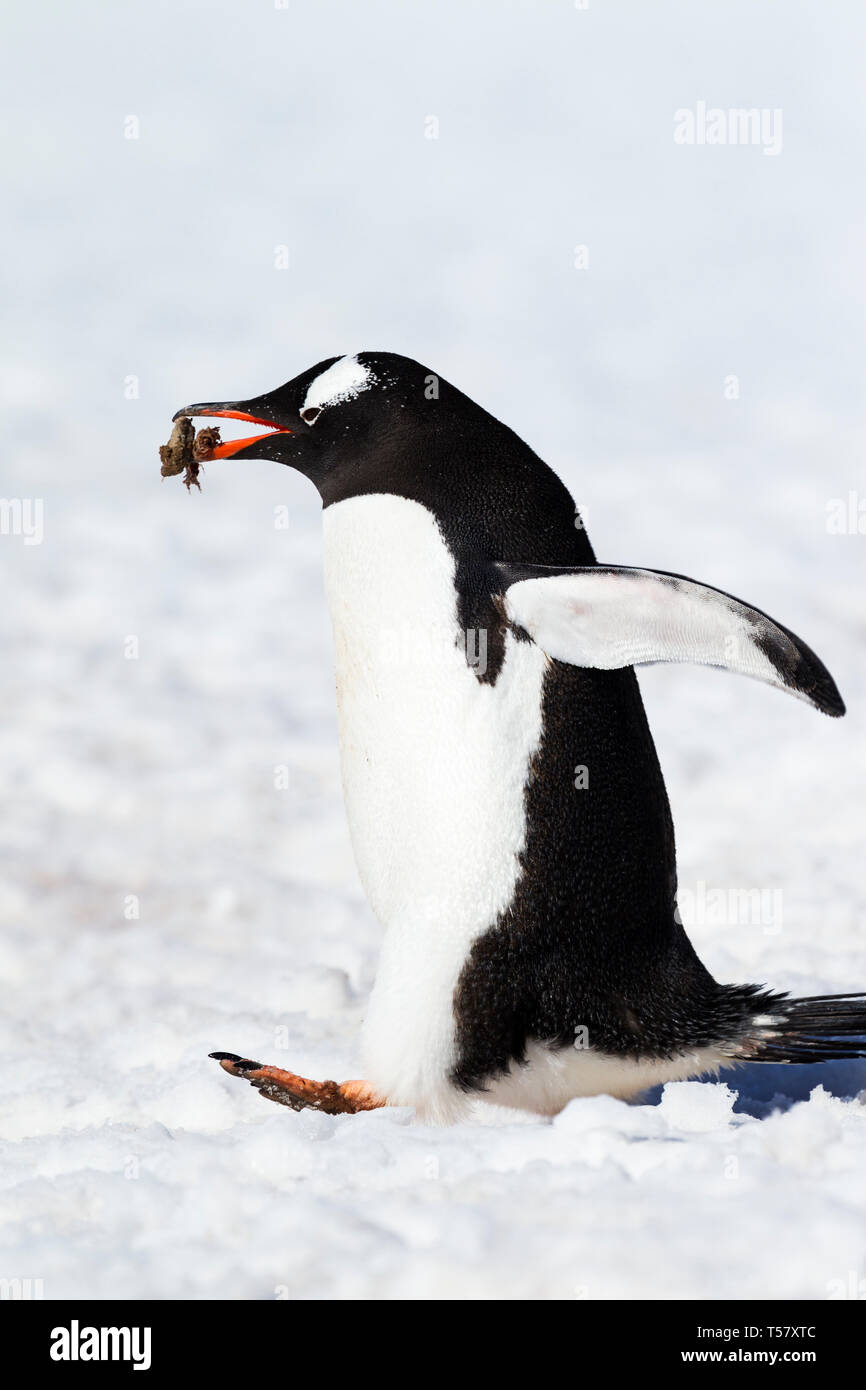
xmin=303 ymin=355 xmax=374 ymax=411
xmin=322 ymin=494 xmax=547 ymax=1119
xmin=482 ymin=1040 xmax=728 ymax=1117
xmin=504 ymin=568 xmax=787 ymax=689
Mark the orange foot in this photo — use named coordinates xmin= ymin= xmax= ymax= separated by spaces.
xmin=210 ymin=1052 xmax=385 ymax=1115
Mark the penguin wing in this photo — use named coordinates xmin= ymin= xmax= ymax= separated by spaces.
xmin=495 ymin=563 xmax=845 ymax=716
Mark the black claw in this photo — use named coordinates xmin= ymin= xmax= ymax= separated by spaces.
xmin=209 ymin=1051 xmax=261 ymax=1072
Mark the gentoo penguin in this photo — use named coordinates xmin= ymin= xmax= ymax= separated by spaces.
xmin=171 ymin=352 xmax=864 ymax=1123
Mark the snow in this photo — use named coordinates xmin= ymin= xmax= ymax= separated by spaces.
xmin=2 ymin=0 xmax=866 ymax=1300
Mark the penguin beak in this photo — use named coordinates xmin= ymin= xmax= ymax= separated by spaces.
xmin=171 ymin=400 xmax=297 ymax=459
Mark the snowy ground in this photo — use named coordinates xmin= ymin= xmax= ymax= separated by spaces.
xmin=2 ymin=1 xmax=865 ymax=1299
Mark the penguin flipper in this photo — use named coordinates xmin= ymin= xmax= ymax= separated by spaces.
xmin=209 ymin=1053 xmax=384 ymax=1114
xmin=495 ymin=563 xmax=845 ymax=716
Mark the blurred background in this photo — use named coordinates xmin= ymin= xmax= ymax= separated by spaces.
xmin=1 ymin=0 xmax=864 ymax=1299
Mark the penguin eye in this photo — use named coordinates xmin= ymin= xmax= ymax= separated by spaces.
xmin=300 ymin=406 xmax=322 ymax=425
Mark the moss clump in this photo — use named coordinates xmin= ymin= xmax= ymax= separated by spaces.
xmin=159 ymin=419 xmax=222 ymax=491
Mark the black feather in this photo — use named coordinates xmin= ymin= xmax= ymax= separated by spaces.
xmin=732 ymin=992 xmax=866 ymax=1064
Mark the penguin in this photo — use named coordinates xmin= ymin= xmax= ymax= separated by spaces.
xmin=170 ymin=352 xmax=865 ymax=1123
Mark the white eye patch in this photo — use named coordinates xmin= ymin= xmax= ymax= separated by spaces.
xmin=302 ymin=355 xmax=375 ymax=414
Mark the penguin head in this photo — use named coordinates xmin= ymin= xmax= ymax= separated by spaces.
xmin=172 ymin=352 xmax=458 ymax=501
xmin=172 ymin=351 xmax=587 ymax=560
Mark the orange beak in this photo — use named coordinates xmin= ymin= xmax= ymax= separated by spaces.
xmin=173 ymin=407 xmax=294 ymax=459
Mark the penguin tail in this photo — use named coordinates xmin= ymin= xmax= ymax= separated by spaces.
xmin=733 ymin=991 xmax=866 ymax=1064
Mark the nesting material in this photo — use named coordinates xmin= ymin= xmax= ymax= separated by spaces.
xmin=159 ymin=419 xmax=222 ymax=491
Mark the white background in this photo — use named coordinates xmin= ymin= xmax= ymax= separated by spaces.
xmin=2 ymin=0 xmax=865 ymax=1299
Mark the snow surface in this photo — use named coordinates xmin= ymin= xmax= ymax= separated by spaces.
xmin=2 ymin=0 xmax=865 ymax=1300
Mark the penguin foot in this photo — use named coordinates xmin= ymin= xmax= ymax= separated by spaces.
xmin=209 ymin=1052 xmax=384 ymax=1114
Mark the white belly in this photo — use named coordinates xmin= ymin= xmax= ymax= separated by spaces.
xmin=322 ymin=494 xmax=549 ymax=1117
